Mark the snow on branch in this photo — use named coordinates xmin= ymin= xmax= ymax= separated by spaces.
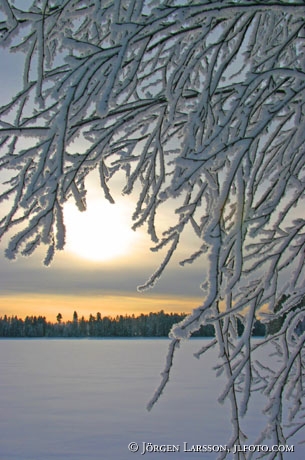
xmin=1 ymin=1 xmax=305 ymax=456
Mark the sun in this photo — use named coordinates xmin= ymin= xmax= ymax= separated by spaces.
xmin=64 ymin=199 xmax=137 ymax=262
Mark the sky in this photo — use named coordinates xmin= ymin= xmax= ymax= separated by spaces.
xmin=0 ymin=41 xmax=207 ymax=322
xmin=0 ymin=174 xmax=206 ymax=320
xmin=0 ymin=177 xmax=207 ymax=321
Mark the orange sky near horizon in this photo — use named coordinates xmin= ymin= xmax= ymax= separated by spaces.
xmin=0 ymin=292 xmax=204 ymax=322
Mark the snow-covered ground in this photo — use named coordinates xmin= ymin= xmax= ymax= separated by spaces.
xmin=0 ymin=339 xmax=302 ymax=459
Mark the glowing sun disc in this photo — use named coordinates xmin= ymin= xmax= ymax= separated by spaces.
xmin=64 ymin=199 xmax=136 ymax=262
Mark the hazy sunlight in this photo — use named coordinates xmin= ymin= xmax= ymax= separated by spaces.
xmin=64 ymin=199 xmax=137 ymax=262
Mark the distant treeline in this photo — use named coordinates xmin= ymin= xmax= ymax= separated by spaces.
xmin=0 ymin=310 xmax=266 ymax=338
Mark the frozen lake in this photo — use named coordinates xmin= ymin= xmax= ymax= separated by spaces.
xmin=0 ymin=338 xmax=302 ymax=459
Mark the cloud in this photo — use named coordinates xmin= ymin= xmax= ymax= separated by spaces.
xmin=0 ymin=250 xmax=205 ymax=298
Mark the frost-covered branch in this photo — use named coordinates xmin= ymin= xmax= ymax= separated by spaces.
xmin=1 ymin=0 xmax=305 ymax=457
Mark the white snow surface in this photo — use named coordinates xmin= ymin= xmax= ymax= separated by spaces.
xmin=0 ymin=338 xmax=302 ymax=460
